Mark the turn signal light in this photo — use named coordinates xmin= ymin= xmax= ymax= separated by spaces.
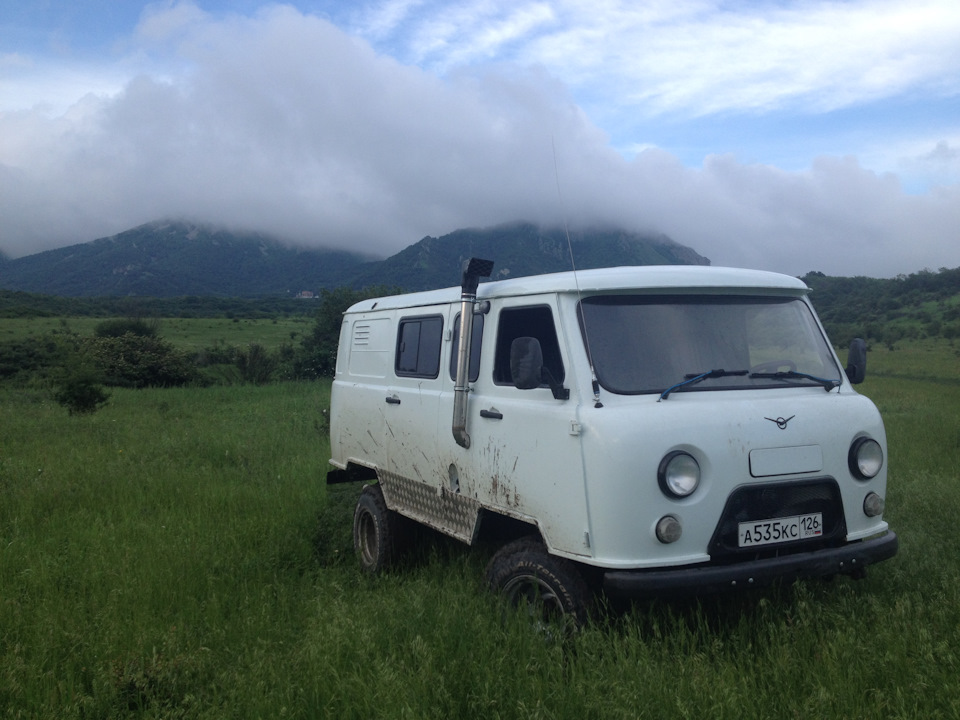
xmin=656 ymin=515 xmax=683 ymax=543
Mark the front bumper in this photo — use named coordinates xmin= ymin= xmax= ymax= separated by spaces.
xmin=603 ymin=531 xmax=898 ymax=598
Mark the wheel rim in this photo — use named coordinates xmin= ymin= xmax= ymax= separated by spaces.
xmin=501 ymin=573 xmax=566 ymax=621
xmin=356 ymin=510 xmax=379 ymax=567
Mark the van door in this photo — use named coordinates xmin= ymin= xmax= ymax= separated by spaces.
xmin=332 ymin=314 xmax=393 ymax=471
xmin=467 ymin=300 xmax=591 ymax=558
xmin=382 ymin=312 xmax=445 ymax=488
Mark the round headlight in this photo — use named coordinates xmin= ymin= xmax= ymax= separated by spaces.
xmin=849 ymin=437 xmax=883 ymax=480
xmin=658 ymin=451 xmax=701 ymax=498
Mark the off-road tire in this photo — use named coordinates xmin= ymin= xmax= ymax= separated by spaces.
xmin=485 ymin=537 xmax=593 ymax=627
xmin=353 ymin=484 xmax=400 ymax=573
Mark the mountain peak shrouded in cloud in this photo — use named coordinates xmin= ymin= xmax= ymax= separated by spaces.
xmin=1 ymin=1 xmax=959 ymax=278
xmin=0 ymin=219 xmax=709 ymax=296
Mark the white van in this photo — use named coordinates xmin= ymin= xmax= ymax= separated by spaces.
xmin=327 ymin=259 xmax=897 ymax=621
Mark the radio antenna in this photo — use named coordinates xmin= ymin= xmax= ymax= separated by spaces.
xmin=552 ymin=137 xmax=603 ymax=408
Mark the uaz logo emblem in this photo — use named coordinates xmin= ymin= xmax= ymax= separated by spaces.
xmin=765 ymin=415 xmax=795 ymax=430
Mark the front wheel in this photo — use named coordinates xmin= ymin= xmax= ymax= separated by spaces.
xmin=485 ymin=538 xmax=592 ymax=627
xmin=353 ymin=484 xmax=401 ymax=573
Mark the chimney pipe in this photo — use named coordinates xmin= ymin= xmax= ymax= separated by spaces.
xmin=452 ymin=257 xmax=493 ymax=448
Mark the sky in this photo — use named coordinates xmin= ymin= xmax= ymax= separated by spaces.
xmin=1 ymin=0 xmax=959 ymax=277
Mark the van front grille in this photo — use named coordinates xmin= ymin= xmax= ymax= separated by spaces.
xmin=708 ymin=478 xmax=846 ymax=561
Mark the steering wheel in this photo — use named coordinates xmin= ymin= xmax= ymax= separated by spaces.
xmin=750 ymin=359 xmax=797 ymax=374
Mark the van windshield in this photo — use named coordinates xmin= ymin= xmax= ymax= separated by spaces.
xmin=578 ymin=295 xmax=841 ymax=396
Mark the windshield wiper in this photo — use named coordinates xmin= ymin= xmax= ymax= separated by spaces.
xmin=659 ymin=369 xmax=749 ymax=401
xmin=749 ymin=370 xmax=841 ymax=392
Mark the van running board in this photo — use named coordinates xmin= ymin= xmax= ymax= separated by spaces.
xmin=378 ymin=470 xmax=481 ymax=544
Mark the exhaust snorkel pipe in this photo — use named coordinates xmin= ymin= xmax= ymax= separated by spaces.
xmin=452 ymin=257 xmax=494 ymax=449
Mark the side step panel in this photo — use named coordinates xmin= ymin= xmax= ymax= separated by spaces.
xmin=378 ymin=469 xmax=481 ymax=544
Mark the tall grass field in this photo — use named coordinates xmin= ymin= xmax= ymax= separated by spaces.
xmin=2 ymin=345 xmax=959 ymax=718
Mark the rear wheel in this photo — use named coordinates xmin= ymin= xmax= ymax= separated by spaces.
xmin=485 ymin=537 xmax=592 ymax=627
xmin=353 ymin=484 xmax=400 ymax=573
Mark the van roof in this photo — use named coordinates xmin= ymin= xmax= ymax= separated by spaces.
xmin=345 ymin=265 xmax=810 ymax=313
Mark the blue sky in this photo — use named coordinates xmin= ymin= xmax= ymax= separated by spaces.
xmin=1 ymin=0 xmax=958 ymax=276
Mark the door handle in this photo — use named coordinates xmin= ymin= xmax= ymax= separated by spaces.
xmin=480 ymin=409 xmax=502 ymax=419
xmin=385 ymin=396 xmax=400 ymax=405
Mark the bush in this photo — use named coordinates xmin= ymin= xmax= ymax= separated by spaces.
xmin=94 ymin=317 xmax=160 ymax=339
xmin=0 ymin=336 xmax=68 ymax=384
xmin=86 ymin=333 xmax=197 ymax=388
xmin=54 ymin=363 xmax=110 ymax=415
xmin=236 ymin=343 xmax=276 ymax=385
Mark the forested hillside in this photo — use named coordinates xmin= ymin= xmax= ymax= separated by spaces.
xmin=0 ymin=220 xmax=707 ymax=297
xmin=4 ymin=265 xmax=960 ymax=346
xmin=0 ymin=288 xmax=315 ymax=319
xmin=802 ymin=267 xmax=960 ymax=346
xmin=345 ymin=222 xmax=709 ymax=291
xmin=0 ymin=222 xmax=367 ymax=297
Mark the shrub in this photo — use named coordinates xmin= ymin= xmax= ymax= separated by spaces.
xmin=236 ymin=343 xmax=276 ymax=385
xmin=0 ymin=336 xmax=68 ymax=384
xmin=86 ymin=333 xmax=197 ymax=388
xmin=94 ymin=317 xmax=160 ymax=339
xmin=53 ymin=363 xmax=110 ymax=415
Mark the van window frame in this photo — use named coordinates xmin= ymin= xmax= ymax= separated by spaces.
xmin=492 ymin=304 xmax=565 ymax=387
xmin=395 ymin=314 xmax=444 ymax=379
xmin=577 ymin=294 xmax=840 ymax=395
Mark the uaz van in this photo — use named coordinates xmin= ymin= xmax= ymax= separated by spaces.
xmin=327 ymin=259 xmax=898 ymax=622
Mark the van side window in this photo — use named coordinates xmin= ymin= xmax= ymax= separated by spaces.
xmin=396 ymin=315 xmax=443 ymax=378
xmin=449 ymin=313 xmax=484 ymax=382
xmin=493 ymin=306 xmax=564 ymax=385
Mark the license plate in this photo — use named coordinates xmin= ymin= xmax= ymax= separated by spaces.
xmin=738 ymin=513 xmax=822 ymax=548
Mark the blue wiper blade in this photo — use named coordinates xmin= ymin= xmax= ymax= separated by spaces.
xmin=659 ymin=369 xmax=749 ymax=402
xmin=750 ymin=370 xmax=841 ymax=392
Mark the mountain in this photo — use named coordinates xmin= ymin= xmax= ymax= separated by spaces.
xmin=0 ymin=222 xmax=368 ymax=297
xmin=0 ymin=220 xmax=709 ymax=297
xmin=348 ymin=222 xmax=709 ymax=292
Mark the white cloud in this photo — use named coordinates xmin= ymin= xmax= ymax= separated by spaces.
xmin=0 ymin=58 xmax=132 ymax=116
xmin=136 ymin=0 xmax=211 ymax=43
xmin=353 ymin=0 xmax=426 ymax=40
xmin=900 ymin=139 xmax=960 ymax=188
xmin=357 ymin=0 xmax=960 ymax=115
xmin=1 ymin=2 xmax=958 ymax=278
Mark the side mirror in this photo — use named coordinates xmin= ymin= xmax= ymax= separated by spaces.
xmin=510 ymin=337 xmax=543 ymax=389
xmin=845 ymin=337 xmax=867 ymax=384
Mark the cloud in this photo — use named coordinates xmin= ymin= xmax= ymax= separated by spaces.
xmin=136 ymin=0 xmax=211 ymax=42
xmin=357 ymin=0 xmax=960 ymax=116
xmin=0 ymin=2 xmax=958 ymax=278
xmin=901 ymin=140 xmax=960 ymax=187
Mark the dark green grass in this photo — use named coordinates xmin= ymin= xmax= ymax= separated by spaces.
xmin=1 ymin=353 xmax=959 ymax=718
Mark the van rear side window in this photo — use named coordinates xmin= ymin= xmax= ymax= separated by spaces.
xmin=396 ymin=315 xmax=443 ymax=378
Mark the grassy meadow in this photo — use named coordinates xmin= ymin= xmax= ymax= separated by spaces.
xmin=2 ymin=339 xmax=959 ymax=718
